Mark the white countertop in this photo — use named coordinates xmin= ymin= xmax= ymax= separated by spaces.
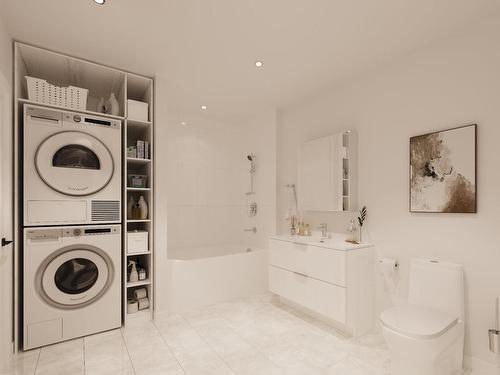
xmin=269 ymin=234 xmax=373 ymax=251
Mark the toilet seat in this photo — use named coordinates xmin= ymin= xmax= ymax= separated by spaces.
xmin=380 ymin=302 xmax=458 ymax=340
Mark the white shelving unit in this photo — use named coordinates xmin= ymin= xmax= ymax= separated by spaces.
xmin=13 ymin=42 xmax=155 ymax=350
xmin=123 ymin=73 xmax=154 ymax=321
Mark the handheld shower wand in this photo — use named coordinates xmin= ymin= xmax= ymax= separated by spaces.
xmin=246 ymin=154 xmax=257 ymax=217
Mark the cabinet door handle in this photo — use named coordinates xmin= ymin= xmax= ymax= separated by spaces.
xmin=293 ymin=271 xmax=308 ymax=278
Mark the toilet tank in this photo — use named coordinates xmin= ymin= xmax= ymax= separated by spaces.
xmin=408 ymin=258 xmax=465 ymax=321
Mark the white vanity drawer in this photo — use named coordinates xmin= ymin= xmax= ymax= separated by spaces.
xmin=269 ymin=239 xmax=346 ymax=286
xmin=269 ymin=265 xmax=346 ymax=324
xmin=305 ymin=246 xmax=346 ymax=287
xmin=269 ymin=238 xmax=307 ymax=274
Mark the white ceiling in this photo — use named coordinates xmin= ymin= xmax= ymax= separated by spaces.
xmin=1 ymin=0 xmax=499 ymax=121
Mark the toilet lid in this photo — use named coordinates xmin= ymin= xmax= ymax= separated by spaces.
xmin=380 ymin=303 xmax=458 ymax=339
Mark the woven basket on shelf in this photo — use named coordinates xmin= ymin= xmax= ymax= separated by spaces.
xmin=26 ymin=76 xmax=89 ymax=110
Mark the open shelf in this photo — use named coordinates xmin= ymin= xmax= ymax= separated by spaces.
xmin=127 ymin=251 xmax=151 ymax=256
xmin=127 ymin=157 xmax=151 ymax=163
xmin=127 ymin=119 xmax=151 ymax=127
xmin=16 ymin=43 xmax=126 ymax=116
xmin=127 ymin=279 xmax=151 ymax=288
xmin=127 ymin=308 xmax=151 ymax=319
xmin=127 ymin=187 xmax=151 ymax=191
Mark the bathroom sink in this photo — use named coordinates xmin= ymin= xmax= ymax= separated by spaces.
xmin=270 ymin=234 xmax=372 ymax=251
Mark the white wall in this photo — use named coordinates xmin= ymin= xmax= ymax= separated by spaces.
xmin=0 ymin=15 xmax=13 ymax=370
xmin=277 ymin=20 xmax=500 ymax=366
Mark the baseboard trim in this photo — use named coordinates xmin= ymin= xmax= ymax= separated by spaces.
xmin=464 ymin=355 xmax=500 ymax=375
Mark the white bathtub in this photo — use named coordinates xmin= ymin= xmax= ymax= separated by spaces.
xmin=167 ymin=245 xmax=268 ymax=313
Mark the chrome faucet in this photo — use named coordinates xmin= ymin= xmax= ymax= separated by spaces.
xmin=318 ymin=223 xmax=327 ymax=238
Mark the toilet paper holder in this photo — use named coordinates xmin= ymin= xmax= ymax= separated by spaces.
xmin=378 ymin=258 xmax=399 ymax=271
xmin=489 ymin=298 xmax=500 ymax=354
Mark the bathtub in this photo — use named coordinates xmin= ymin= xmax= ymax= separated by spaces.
xmin=167 ymin=245 xmax=268 ymax=313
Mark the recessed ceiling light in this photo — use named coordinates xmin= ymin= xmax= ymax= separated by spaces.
xmin=201 ymin=105 xmax=207 ymax=110
xmin=181 ymin=121 xmax=187 ymax=126
xmin=94 ymin=0 xmax=105 ymax=4
xmin=255 ymin=61 xmax=264 ymax=68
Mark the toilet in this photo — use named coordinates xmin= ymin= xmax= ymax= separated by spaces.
xmin=380 ymin=258 xmax=465 ymax=375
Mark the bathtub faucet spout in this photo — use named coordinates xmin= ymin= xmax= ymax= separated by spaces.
xmin=244 ymin=227 xmax=257 ymax=233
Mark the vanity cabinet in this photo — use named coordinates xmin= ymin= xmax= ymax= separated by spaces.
xmin=268 ymin=236 xmax=374 ymax=337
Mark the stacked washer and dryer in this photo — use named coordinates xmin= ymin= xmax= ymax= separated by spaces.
xmin=22 ymin=104 xmax=122 ymax=350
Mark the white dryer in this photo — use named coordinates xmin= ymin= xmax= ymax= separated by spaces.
xmin=23 ymin=104 xmax=122 ymax=226
xmin=23 ymin=225 xmax=121 ymax=350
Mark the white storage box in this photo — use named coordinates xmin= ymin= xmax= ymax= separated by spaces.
xmin=127 ymin=99 xmax=149 ymax=121
xmin=127 ymin=231 xmax=149 ymax=253
xmin=26 ymin=76 xmax=88 ymax=110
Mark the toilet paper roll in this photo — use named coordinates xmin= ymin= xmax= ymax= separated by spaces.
xmin=134 ymin=288 xmax=147 ymax=300
xmin=127 ymin=299 xmax=138 ymax=314
xmin=138 ymin=297 xmax=149 ymax=310
xmin=379 ymin=258 xmax=399 ymax=298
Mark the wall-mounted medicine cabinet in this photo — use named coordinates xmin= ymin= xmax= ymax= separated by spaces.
xmin=298 ymin=131 xmax=357 ymax=212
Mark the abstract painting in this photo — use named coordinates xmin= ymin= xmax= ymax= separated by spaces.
xmin=410 ymin=125 xmax=476 ymax=213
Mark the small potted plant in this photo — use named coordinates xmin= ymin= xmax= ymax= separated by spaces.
xmin=357 ymin=206 xmax=367 ymax=243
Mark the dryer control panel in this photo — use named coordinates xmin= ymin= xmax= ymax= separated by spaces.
xmin=26 ymin=225 xmax=121 ymax=240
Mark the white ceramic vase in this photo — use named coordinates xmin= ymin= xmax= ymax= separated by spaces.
xmin=138 ymin=196 xmax=148 ymax=220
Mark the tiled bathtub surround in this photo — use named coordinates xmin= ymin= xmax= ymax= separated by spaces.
xmin=166 ymin=112 xmax=276 ymax=253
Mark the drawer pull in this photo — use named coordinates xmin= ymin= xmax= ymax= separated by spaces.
xmin=293 ymin=271 xmax=308 ymax=277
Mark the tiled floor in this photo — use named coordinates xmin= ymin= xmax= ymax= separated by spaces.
xmin=5 ymin=294 xmax=391 ymax=375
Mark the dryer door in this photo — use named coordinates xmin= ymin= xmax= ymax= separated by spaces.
xmin=37 ymin=245 xmax=114 ymax=309
xmin=35 ymin=131 xmax=114 ymax=196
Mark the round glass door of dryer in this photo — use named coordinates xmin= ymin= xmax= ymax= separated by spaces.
xmin=35 ymin=131 xmax=114 ymax=196
xmin=36 ymin=246 xmax=114 ymax=309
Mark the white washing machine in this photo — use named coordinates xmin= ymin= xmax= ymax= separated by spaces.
xmin=23 ymin=104 xmax=122 ymax=226
xmin=23 ymin=225 xmax=121 ymax=350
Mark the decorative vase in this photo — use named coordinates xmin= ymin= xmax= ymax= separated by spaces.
xmin=106 ymin=93 xmax=120 ymax=115
xmin=358 ymin=226 xmax=363 ymax=243
xmin=138 ymin=196 xmax=148 ymax=220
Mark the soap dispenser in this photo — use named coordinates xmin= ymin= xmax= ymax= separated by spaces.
xmin=128 ymin=260 xmax=139 ymax=283
xmin=347 ymin=219 xmax=357 ymax=243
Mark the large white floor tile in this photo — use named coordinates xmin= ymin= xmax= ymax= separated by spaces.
xmin=84 ymin=330 xmax=135 ymax=375
xmin=35 ymin=339 xmax=84 ymax=375
xmin=2 ymin=349 xmax=40 ymax=375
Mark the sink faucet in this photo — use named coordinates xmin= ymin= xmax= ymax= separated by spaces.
xmin=318 ymin=223 xmax=327 ymax=238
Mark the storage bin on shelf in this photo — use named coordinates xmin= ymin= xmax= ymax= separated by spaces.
xmin=25 ymin=76 xmax=89 ymax=110
xmin=128 ymin=174 xmax=147 ymax=188
xmin=127 ymin=99 xmax=149 ymax=121
xmin=127 ymin=230 xmax=149 ymax=254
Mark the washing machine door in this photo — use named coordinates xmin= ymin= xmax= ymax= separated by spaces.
xmin=35 ymin=131 xmax=114 ymax=196
xmin=37 ymin=245 xmax=114 ymax=309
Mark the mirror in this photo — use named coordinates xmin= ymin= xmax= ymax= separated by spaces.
xmin=298 ymin=131 xmax=357 ymax=212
